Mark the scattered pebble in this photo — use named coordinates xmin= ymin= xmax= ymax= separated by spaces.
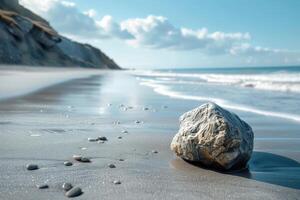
xmin=143 ymin=107 xmax=149 ymax=111
xmin=113 ymin=180 xmax=121 ymax=185
xmin=152 ymin=150 xmax=159 ymax=154
xmin=64 ymin=161 xmax=73 ymax=166
xmin=118 ymin=136 xmax=122 ymax=139
xmin=108 ymin=164 xmax=116 ymax=168
xmin=122 ymin=130 xmax=128 ymax=134
xmin=26 ymin=164 xmax=39 ymax=171
xmin=73 ymin=155 xmax=82 ymax=161
xmin=98 ymin=136 xmax=107 ymax=141
xmin=88 ymin=138 xmax=98 ymax=142
xmin=119 ymin=159 xmax=124 ymax=161
xmin=127 ymin=106 xmax=133 ymax=109
xmin=81 ymin=147 xmax=87 ymax=150
xmin=135 ymin=120 xmax=141 ymax=124
xmin=65 ymin=186 xmax=82 ymax=198
xmin=107 ymin=103 xmax=112 ymax=106
xmin=62 ymin=183 xmax=73 ymax=191
xmin=36 ymin=184 xmax=49 ymax=189
xmin=80 ymin=157 xmax=91 ymax=163
xmin=97 ymin=140 xmax=105 ymax=144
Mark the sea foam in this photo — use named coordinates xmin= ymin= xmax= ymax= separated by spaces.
xmin=138 ymin=76 xmax=300 ymax=123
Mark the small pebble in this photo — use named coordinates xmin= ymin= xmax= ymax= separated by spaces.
xmin=65 ymin=186 xmax=82 ymax=198
xmin=36 ymin=184 xmax=49 ymax=189
xmin=163 ymin=105 xmax=168 ymax=109
xmin=64 ymin=161 xmax=73 ymax=166
xmin=98 ymin=136 xmax=107 ymax=141
xmin=98 ymin=140 xmax=105 ymax=144
xmin=113 ymin=180 xmax=121 ymax=185
xmin=73 ymin=155 xmax=82 ymax=161
xmin=152 ymin=150 xmax=158 ymax=154
xmin=122 ymin=130 xmax=128 ymax=134
xmin=143 ymin=107 xmax=149 ymax=110
xmin=119 ymin=159 xmax=124 ymax=161
xmin=88 ymin=138 xmax=98 ymax=142
xmin=26 ymin=164 xmax=38 ymax=171
xmin=108 ymin=164 xmax=116 ymax=168
xmin=118 ymin=136 xmax=122 ymax=139
xmin=135 ymin=120 xmax=141 ymax=124
xmin=62 ymin=183 xmax=73 ymax=191
xmin=79 ymin=157 xmax=91 ymax=163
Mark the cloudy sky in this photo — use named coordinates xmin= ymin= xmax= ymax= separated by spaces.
xmin=20 ymin=0 xmax=300 ymax=68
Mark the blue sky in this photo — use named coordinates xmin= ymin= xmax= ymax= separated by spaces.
xmin=20 ymin=0 xmax=300 ymax=68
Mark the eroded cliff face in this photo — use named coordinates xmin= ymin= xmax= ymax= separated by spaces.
xmin=0 ymin=0 xmax=120 ymax=69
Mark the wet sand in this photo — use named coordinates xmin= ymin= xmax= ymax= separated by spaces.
xmin=0 ymin=70 xmax=300 ymax=199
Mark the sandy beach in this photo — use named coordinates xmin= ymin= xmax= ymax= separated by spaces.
xmin=0 ymin=68 xmax=300 ymax=200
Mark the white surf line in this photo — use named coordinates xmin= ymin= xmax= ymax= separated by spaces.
xmin=140 ymin=80 xmax=300 ymax=123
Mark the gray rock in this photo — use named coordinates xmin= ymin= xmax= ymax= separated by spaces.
xmin=73 ymin=155 xmax=82 ymax=161
xmin=98 ymin=136 xmax=107 ymax=141
xmin=36 ymin=184 xmax=48 ymax=189
xmin=170 ymin=102 xmax=254 ymax=171
xmin=118 ymin=136 xmax=122 ymax=139
xmin=113 ymin=180 xmax=121 ymax=185
xmin=119 ymin=159 xmax=125 ymax=161
xmin=62 ymin=183 xmax=73 ymax=191
xmin=65 ymin=186 xmax=82 ymax=198
xmin=80 ymin=157 xmax=91 ymax=163
xmin=26 ymin=164 xmax=38 ymax=170
xmin=152 ymin=150 xmax=158 ymax=154
xmin=88 ymin=137 xmax=98 ymax=142
xmin=64 ymin=161 xmax=73 ymax=166
xmin=108 ymin=164 xmax=116 ymax=168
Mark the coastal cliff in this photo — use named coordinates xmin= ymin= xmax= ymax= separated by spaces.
xmin=0 ymin=0 xmax=120 ymax=69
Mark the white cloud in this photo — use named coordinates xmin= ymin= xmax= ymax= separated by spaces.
xmin=120 ymin=15 xmax=251 ymax=53
xmin=84 ymin=9 xmax=97 ymax=18
xmin=97 ymin=15 xmax=133 ymax=39
xmin=19 ymin=0 xmax=132 ymax=40
xmin=230 ymin=43 xmax=280 ymax=56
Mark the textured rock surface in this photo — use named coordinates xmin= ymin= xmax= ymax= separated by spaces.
xmin=171 ymin=102 xmax=254 ymax=171
xmin=0 ymin=0 xmax=120 ymax=69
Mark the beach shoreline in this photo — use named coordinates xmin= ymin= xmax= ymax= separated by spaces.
xmin=0 ymin=65 xmax=108 ymax=101
xmin=0 ymin=68 xmax=300 ymax=199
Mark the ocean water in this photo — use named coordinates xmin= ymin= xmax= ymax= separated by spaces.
xmin=132 ymin=66 xmax=300 ymax=123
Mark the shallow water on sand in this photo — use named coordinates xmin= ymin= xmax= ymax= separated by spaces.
xmin=0 ymin=71 xmax=300 ymax=199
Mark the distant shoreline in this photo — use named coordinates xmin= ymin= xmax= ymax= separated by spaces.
xmin=0 ymin=66 xmax=107 ymax=101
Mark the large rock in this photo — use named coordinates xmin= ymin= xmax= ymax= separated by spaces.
xmin=170 ymin=102 xmax=254 ymax=171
